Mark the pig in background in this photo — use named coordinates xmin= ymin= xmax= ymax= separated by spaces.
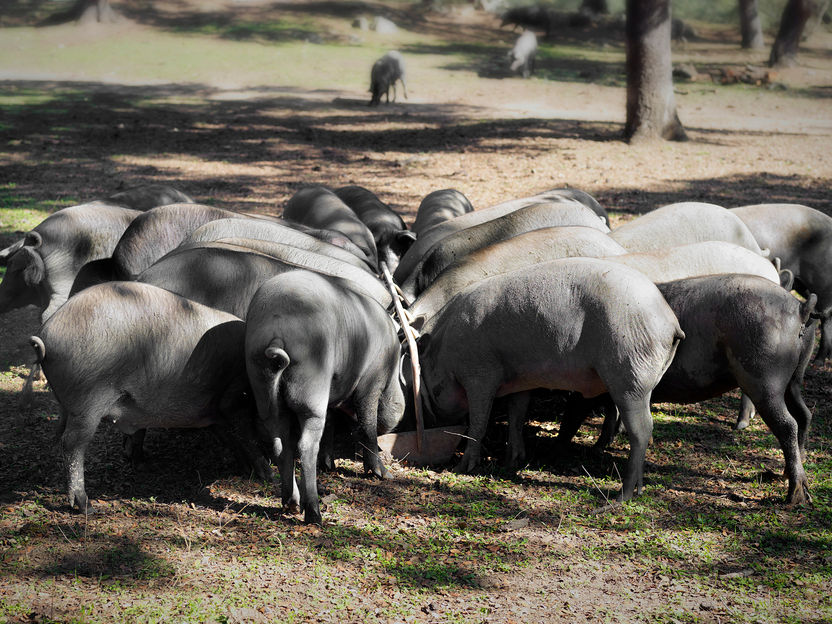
xmin=369 ymin=51 xmax=407 ymax=106
xmin=508 ymin=30 xmax=538 ymax=78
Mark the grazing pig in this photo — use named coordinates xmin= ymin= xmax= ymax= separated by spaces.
xmin=31 ymin=281 xmax=269 ymax=512
xmin=399 ymin=200 xmax=611 ymax=301
xmin=411 ymin=189 xmax=475 ymax=237
xmin=508 ymin=30 xmax=537 ymax=78
xmin=111 ymin=204 xmax=252 ymax=279
xmin=555 ymin=275 xmax=817 ymax=505
xmin=183 ymin=218 xmax=375 ymax=272
xmin=139 ymin=240 xmax=391 ymax=315
xmin=246 ymin=271 xmax=406 ymax=524
xmin=604 ymin=241 xmax=783 ymax=286
xmin=394 ymin=187 xmax=607 ymax=284
xmin=610 ymin=202 xmax=767 ymax=256
xmin=283 ymin=186 xmax=379 ymax=270
xmin=417 ymin=257 xmax=684 ymax=502
xmin=0 ymin=204 xmax=141 ymax=321
xmin=69 ymin=203 xmax=258 ymax=293
xmin=334 ymin=185 xmax=416 ymax=272
xmin=730 ymin=203 xmax=832 ymax=361
xmin=369 ymin=51 xmax=407 ymax=106
xmin=410 ymin=226 xmax=628 ymax=322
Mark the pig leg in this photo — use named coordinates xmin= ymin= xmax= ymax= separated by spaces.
xmin=735 ymin=394 xmax=756 ymax=430
xmin=213 ymin=422 xmax=273 ymax=482
xmin=276 ymin=417 xmax=300 ymax=515
xmin=555 ymin=394 xmax=588 ymax=448
xmin=613 ymin=395 xmax=653 ymax=502
xmin=593 ymin=398 xmax=621 ymax=452
xmin=61 ymin=409 xmax=98 ymax=512
xmin=355 ymin=394 xmax=388 ymax=479
xmin=18 ymin=363 xmax=41 ymax=411
xmin=297 ymin=410 xmax=326 ymax=524
xmin=752 ymin=394 xmax=809 ymax=505
xmin=454 ymin=386 xmax=496 ymax=474
xmin=816 ymin=318 xmax=832 ymax=362
xmin=122 ymin=429 xmax=146 ymax=465
xmin=318 ymin=416 xmax=335 ymax=472
xmin=505 ymin=391 xmax=532 ymax=470
xmin=784 ymin=381 xmax=812 ymax=460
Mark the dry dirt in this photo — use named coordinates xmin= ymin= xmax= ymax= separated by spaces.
xmin=1 ymin=2 xmax=832 ymax=623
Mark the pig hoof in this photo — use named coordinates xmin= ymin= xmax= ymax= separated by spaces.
xmin=304 ymin=508 xmax=323 ymax=525
xmin=734 ymin=418 xmax=750 ymax=431
xmin=453 ymin=458 xmax=477 ymax=474
xmin=365 ymin=460 xmax=390 ymax=480
xmin=283 ymin=501 xmax=301 ymax=516
xmin=787 ymin=481 xmax=812 ymax=507
xmin=71 ymin=498 xmax=95 ymax=515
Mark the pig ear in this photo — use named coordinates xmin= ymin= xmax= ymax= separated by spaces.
xmin=24 ymin=231 xmax=42 ymax=249
xmin=779 ymin=268 xmax=794 ymax=291
xmin=21 ymin=247 xmax=45 ymax=287
xmin=392 ymin=230 xmax=417 ymax=255
xmin=410 ymin=314 xmax=426 ymax=333
xmin=0 ymin=239 xmax=25 ymax=265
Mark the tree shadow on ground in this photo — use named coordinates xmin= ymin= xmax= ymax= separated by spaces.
xmin=7 ymin=78 xmax=828 ymax=220
xmin=600 ymin=171 xmax=832 ymax=215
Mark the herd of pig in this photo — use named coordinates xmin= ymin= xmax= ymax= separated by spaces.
xmin=1 ymin=183 xmax=829 ymax=524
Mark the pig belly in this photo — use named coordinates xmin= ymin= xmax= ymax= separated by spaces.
xmin=495 ymin=366 xmax=606 ymax=399
xmin=110 ymin=399 xmax=220 ymax=434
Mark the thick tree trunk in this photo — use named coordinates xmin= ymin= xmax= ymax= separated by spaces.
xmin=739 ymin=0 xmax=765 ymax=49
xmin=624 ymin=0 xmax=687 ymax=143
xmin=580 ymin=0 xmax=610 ymax=15
xmin=72 ymin=0 xmax=118 ymax=23
xmin=41 ymin=0 xmax=119 ymax=25
xmin=769 ymin=0 xmax=820 ymax=67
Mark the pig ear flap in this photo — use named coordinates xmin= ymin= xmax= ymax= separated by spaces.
xmin=801 ymin=293 xmax=819 ymax=324
xmin=779 ymin=268 xmax=794 ymax=291
xmin=24 ymin=231 xmax=42 ymax=249
xmin=21 ymin=247 xmax=45 ymax=287
xmin=393 ymin=229 xmax=417 ymax=255
xmin=409 ymin=314 xmax=426 ymax=333
xmin=0 ymin=239 xmax=25 ymax=265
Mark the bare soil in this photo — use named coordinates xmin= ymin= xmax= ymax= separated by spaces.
xmin=1 ymin=2 xmax=832 ymax=623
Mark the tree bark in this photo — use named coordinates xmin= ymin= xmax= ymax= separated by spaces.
xmin=40 ymin=0 xmax=119 ymax=25
xmin=739 ymin=0 xmax=765 ymax=49
xmin=769 ymin=0 xmax=820 ymax=67
xmin=624 ymin=0 xmax=687 ymax=143
xmin=580 ymin=0 xmax=610 ymax=15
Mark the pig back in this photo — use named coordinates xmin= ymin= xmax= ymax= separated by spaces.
xmin=610 ymin=202 xmax=765 ymax=255
xmin=425 ymin=257 xmax=684 ymax=399
xmin=411 ymin=226 xmax=627 ymax=321
xmin=401 ymin=200 xmax=611 ymax=300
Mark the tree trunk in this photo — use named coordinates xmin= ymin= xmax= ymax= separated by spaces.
xmin=769 ymin=0 xmax=820 ymax=67
xmin=73 ymin=0 xmax=118 ymax=24
xmin=624 ymin=0 xmax=687 ymax=143
xmin=739 ymin=0 xmax=765 ymax=49
xmin=580 ymin=0 xmax=610 ymax=15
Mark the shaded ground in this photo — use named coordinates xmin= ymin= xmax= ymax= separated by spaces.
xmin=1 ymin=1 xmax=831 ymax=622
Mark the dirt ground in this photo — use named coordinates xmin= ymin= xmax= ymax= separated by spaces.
xmin=1 ymin=1 xmax=832 ymax=623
